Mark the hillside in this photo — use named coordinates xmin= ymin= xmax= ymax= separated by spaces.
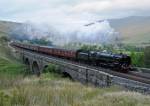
xmin=109 ymin=16 xmax=150 ymax=46
xmin=0 ymin=21 xmax=21 ymax=33
xmin=0 ymin=16 xmax=150 ymax=46
xmin=0 ymin=20 xmax=21 ymax=37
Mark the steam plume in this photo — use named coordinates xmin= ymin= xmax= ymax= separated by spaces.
xmin=10 ymin=20 xmax=121 ymax=46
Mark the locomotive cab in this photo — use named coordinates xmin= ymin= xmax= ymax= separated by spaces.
xmin=115 ymin=54 xmax=131 ymax=72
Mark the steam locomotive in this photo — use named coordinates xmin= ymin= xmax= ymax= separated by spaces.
xmin=10 ymin=41 xmax=131 ymax=73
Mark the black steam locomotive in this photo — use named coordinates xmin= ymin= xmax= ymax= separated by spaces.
xmin=77 ymin=50 xmax=131 ymax=72
xmin=11 ymin=41 xmax=131 ymax=73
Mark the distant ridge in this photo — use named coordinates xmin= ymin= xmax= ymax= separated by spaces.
xmin=0 ymin=20 xmax=21 ymax=36
xmin=0 ymin=16 xmax=150 ymax=46
xmin=108 ymin=16 xmax=150 ymax=45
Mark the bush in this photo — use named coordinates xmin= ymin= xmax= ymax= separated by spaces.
xmin=144 ymin=46 xmax=150 ymax=68
xmin=0 ymin=36 xmax=10 ymax=43
xmin=29 ymin=38 xmax=52 ymax=46
xmin=130 ymin=52 xmax=144 ymax=67
xmin=43 ymin=64 xmax=60 ymax=74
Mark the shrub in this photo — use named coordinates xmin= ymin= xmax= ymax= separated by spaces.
xmin=43 ymin=64 xmax=60 ymax=74
xmin=0 ymin=36 xmax=10 ymax=43
xmin=144 ymin=46 xmax=150 ymax=68
xmin=130 ymin=52 xmax=144 ymax=67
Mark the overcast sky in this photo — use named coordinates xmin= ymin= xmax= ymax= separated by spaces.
xmin=0 ymin=0 xmax=150 ymax=24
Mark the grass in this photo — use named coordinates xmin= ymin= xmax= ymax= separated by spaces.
xmin=0 ymin=57 xmax=26 ymax=75
xmin=0 ymin=74 xmax=150 ymax=106
xmin=0 ymin=55 xmax=150 ymax=106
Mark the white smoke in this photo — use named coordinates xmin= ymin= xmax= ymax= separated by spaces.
xmin=45 ymin=20 xmax=120 ymax=45
xmin=11 ymin=20 xmax=121 ymax=46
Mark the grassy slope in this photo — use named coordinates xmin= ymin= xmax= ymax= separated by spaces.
xmin=0 ymin=20 xmax=20 ymax=34
xmin=1 ymin=75 xmax=150 ymax=106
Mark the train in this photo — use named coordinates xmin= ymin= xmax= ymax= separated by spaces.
xmin=10 ymin=41 xmax=131 ymax=73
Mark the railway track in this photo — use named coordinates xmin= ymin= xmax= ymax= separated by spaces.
xmin=128 ymin=71 xmax=150 ymax=80
xmin=52 ymin=57 xmax=150 ymax=85
xmin=55 ymin=55 xmax=150 ymax=84
xmin=75 ymin=62 xmax=150 ymax=84
xmin=41 ymin=53 xmax=150 ymax=85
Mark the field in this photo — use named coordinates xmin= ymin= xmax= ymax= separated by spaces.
xmin=0 ymin=37 xmax=150 ymax=106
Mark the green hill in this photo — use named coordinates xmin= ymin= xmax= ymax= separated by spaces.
xmin=0 ymin=21 xmax=20 ymax=33
xmin=109 ymin=16 xmax=150 ymax=46
xmin=0 ymin=20 xmax=21 ymax=38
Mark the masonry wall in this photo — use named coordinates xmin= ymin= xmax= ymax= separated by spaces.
xmin=14 ymin=48 xmax=150 ymax=94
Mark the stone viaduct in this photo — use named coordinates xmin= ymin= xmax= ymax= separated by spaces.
xmin=14 ymin=48 xmax=112 ymax=87
xmin=12 ymin=47 xmax=150 ymax=94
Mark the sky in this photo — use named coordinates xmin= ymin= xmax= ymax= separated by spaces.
xmin=0 ymin=0 xmax=150 ymax=24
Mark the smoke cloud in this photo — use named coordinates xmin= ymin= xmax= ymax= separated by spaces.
xmin=10 ymin=20 xmax=121 ymax=46
xmin=51 ymin=20 xmax=120 ymax=45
